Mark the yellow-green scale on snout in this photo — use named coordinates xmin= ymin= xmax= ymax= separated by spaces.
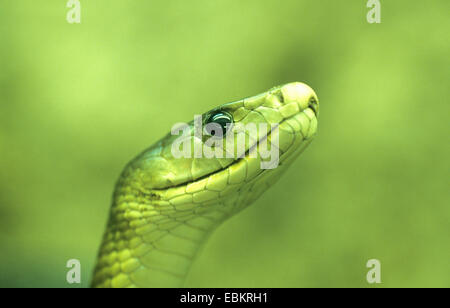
xmin=92 ymin=82 xmax=319 ymax=288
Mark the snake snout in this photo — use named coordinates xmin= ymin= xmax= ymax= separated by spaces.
xmin=280 ymin=82 xmax=319 ymax=117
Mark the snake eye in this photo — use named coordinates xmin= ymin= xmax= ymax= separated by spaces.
xmin=204 ymin=111 xmax=233 ymax=137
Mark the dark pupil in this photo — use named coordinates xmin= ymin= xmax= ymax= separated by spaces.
xmin=207 ymin=112 xmax=232 ymax=136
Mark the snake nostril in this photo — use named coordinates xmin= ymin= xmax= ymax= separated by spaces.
xmin=308 ymin=96 xmax=318 ymax=116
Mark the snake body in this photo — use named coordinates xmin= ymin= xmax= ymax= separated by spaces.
xmin=92 ymin=82 xmax=319 ymax=288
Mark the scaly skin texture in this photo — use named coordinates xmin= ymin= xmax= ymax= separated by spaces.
xmin=91 ymin=82 xmax=319 ymax=288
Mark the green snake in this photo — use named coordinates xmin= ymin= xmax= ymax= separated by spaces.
xmin=92 ymin=82 xmax=319 ymax=288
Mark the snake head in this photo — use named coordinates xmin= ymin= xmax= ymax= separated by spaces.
xmin=93 ymin=82 xmax=319 ymax=288
xmin=115 ymin=82 xmax=318 ymax=209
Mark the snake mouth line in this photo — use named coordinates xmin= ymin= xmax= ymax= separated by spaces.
xmin=153 ymin=105 xmax=317 ymax=192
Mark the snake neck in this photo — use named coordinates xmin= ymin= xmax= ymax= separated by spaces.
xmin=92 ymin=138 xmax=312 ymax=288
xmin=91 ymin=143 xmax=309 ymax=288
xmin=91 ymin=184 xmax=237 ymax=288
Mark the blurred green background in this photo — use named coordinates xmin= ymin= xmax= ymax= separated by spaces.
xmin=0 ymin=0 xmax=448 ymax=288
